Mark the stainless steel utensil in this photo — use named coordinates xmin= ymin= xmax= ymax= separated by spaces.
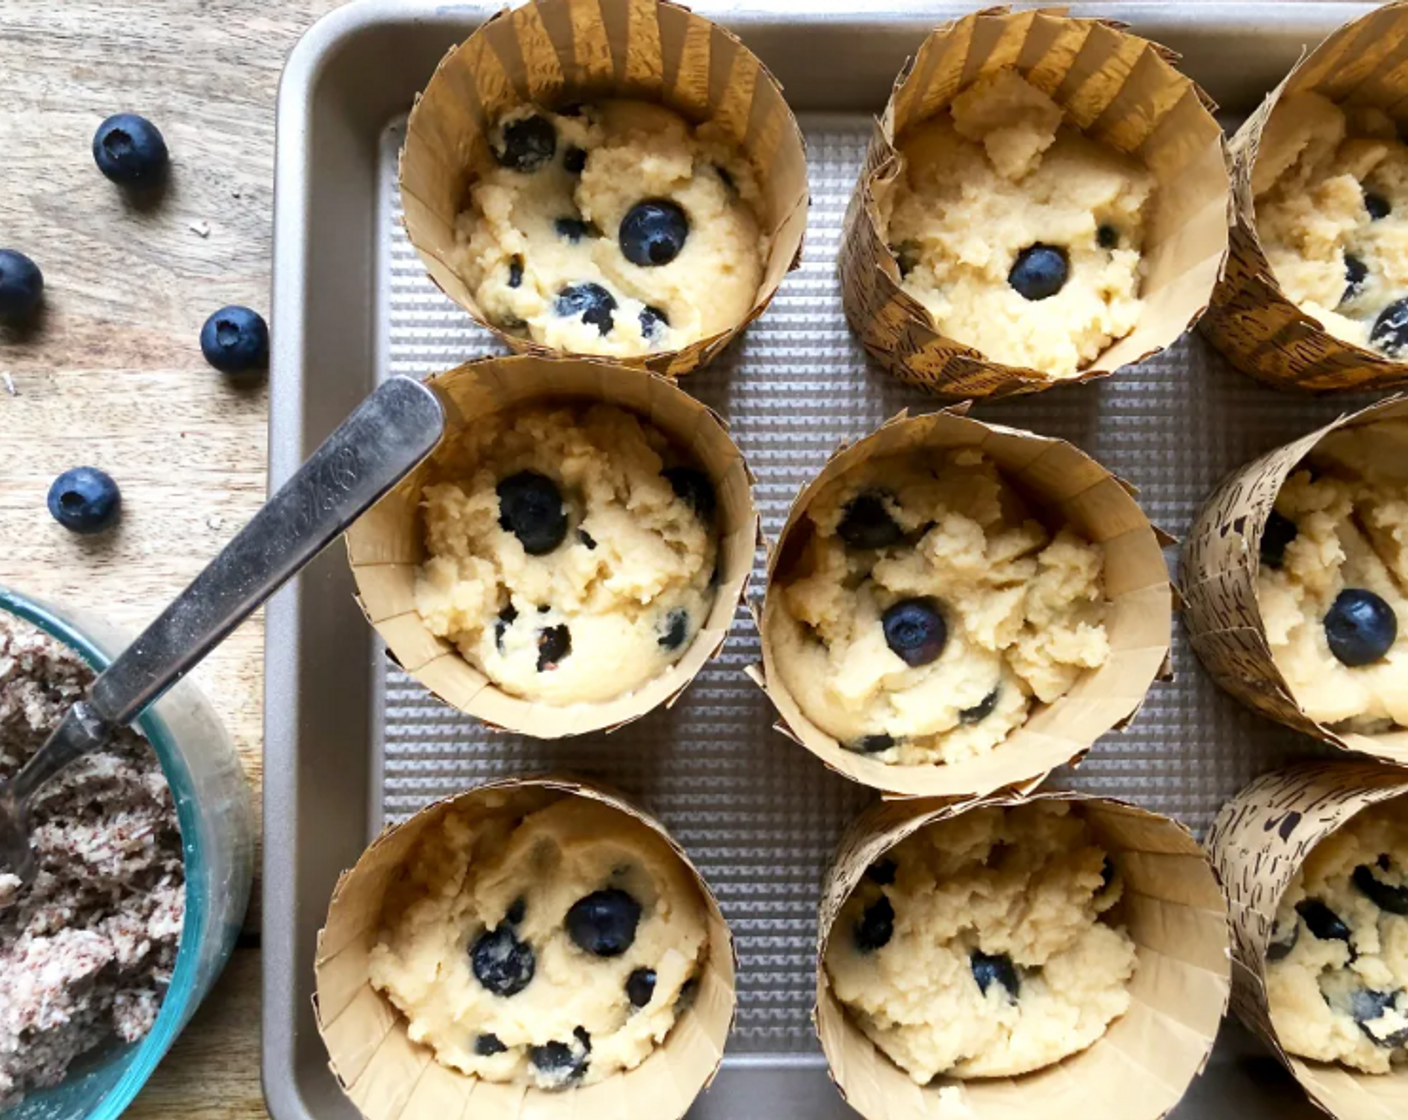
xmin=0 ymin=375 xmax=444 ymax=882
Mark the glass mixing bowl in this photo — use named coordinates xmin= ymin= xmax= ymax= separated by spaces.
xmin=0 ymin=585 xmax=254 ymax=1120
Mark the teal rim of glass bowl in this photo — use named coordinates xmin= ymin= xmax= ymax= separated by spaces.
xmin=0 ymin=587 xmax=206 ymax=1120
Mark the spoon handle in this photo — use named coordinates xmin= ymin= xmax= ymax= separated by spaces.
xmin=86 ymin=375 xmax=444 ymax=729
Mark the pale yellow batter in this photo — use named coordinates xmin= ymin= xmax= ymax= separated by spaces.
xmin=1255 ymin=93 xmax=1408 ymax=357
xmin=771 ymin=449 xmax=1109 ymax=765
xmin=884 ymin=70 xmax=1154 ymax=378
xmin=1258 ymin=425 xmax=1408 ymax=731
xmin=1265 ymin=801 xmax=1408 ymax=1073
xmin=453 ymin=101 xmax=766 ymax=357
xmin=369 ymin=796 xmax=709 ymax=1090
xmin=415 ymin=405 xmax=718 ymax=705
xmin=826 ymin=801 xmax=1137 ymax=1081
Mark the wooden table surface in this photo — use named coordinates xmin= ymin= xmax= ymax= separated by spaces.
xmin=0 ymin=1 xmax=345 ymax=1115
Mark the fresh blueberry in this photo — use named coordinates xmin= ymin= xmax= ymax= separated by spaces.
xmin=1097 ymin=224 xmax=1119 ymax=250
xmin=495 ymin=604 xmax=519 ymax=652
xmin=890 ymin=241 xmax=920 ymax=278
xmin=536 ymin=624 xmax=571 ymax=671
xmin=837 ymin=492 xmax=904 ymax=550
xmin=1324 ymin=588 xmax=1397 ymax=667
xmin=882 ymin=598 xmax=947 ymax=667
xmin=0 ymin=249 xmax=43 ymax=322
xmin=47 ymin=467 xmax=121 ymax=534
xmin=662 ymin=467 xmax=715 ymax=523
xmin=1344 ymin=254 xmax=1368 ymax=303
xmin=92 ymin=113 xmax=168 ymax=185
xmin=200 ymin=306 xmax=269 ymax=374
xmin=471 ymin=925 xmax=536 ymax=996
xmin=1352 ymin=863 xmax=1408 ymax=914
xmin=554 ymin=216 xmax=597 ymax=243
xmin=578 ymin=528 xmax=597 ymax=550
xmin=1370 ymin=297 xmax=1408 ymax=357
xmin=554 ymin=282 xmax=616 ymax=336
xmin=849 ymin=733 xmax=896 ymax=754
xmin=1009 ymin=244 xmax=1069 ymax=301
xmin=1365 ymin=189 xmax=1392 ymax=220
xmin=563 ymin=145 xmax=587 ymax=174
xmin=853 ymin=895 xmax=894 ymax=953
xmin=508 ymin=255 xmax=524 ymax=288
xmin=493 ymin=114 xmax=556 ymax=173
xmin=619 ymin=199 xmax=689 ymax=267
xmin=1099 ymin=855 xmax=1117 ymax=891
xmin=959 ymin=688 xmax=1000 ymax=725
xmin=1266 ymin=915 xmax=1299 ymax=961
xmin=639 ymin=304 xmax=669 ymax=342
xmin=970 ymin=950 xmax=1020 ymax=1000
xmin=1260 ymin=510 xmax=1298 ymax=569
xmin=566 ymin=888 xmax=641 ymax=957
xmin=1348 ymin=988 xmax=1408 ymax=1047
xmin=865 ymin=858 xmax=897 ymax=886
xmin=506 ymin=897 xmax=527 ymax=924
xmin=497 ymin=471 xmax=568 ymax=555
xmin=1297 ymin=898 xmax=1352 ymax=944
xmin=626 ymin=967 xmax=657 ymax=1008
xmin=529 ymin=1037 xmax=590 ymax=1086
xmin=659 ymin=608 xmax=689 ymax=651
xmin=713 ymin=164 xmax=736 ymax=193
xmin=475 ymin=1033 xmax=508 ymax=1056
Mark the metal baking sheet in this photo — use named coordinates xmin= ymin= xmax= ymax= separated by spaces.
xmin=264 ymin=4 xmax=1387 ymax=1118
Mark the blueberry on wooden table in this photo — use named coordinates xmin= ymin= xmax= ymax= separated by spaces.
xmin=47 ymin=467 xmax=121 ymax=534
xmin=1324 ymin=588 xmax=1397 ymax=667
xmin=626 ymin=967 xmax=657 ymax=1008
xmin=662 ymin=466 xmax=716 ymax=524
xmin=92 ymin=113 xmax=168 ymax=185
xmin=837 ymin=492 xmax=903 ymax=550
xmin=619 ymin=199 xmax=689 ymax=267
xmin=566 ymin=888 xmax=641 ymax=957
xmin=1008 ymin=244 xmax=1069 ymax=301
xmin=493 ymin=114 xmax=556 ymax=173
xmin=882 ymin=598 xmax=947 ymax=667
xmin=1371 ymin=297 xmax=1408 ymax=357
xmin=496 ymin=471 xmax=568 ymax=555
xmin=200 ymin=305 xmax=269 ymax=374
xmin=0 ymin=249 xmax=43 ymax=323
xmin=853 ymin=895 xmax=894 ymax=953
xmin=471 ymin=924 xmax=536 ymax=996
xmin=1259 ymin=510 xmax=1298 ymax=569
xmin=554 ymin=282 xmax=616 ymax=336
xmin=970 ymin=950 xmax=1020 ymax=1000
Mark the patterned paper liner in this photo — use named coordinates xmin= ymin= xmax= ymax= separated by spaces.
xmin=747 ymin=404 xmax=1172 ymax=799
xmin=1206 ymin=761 xmax=1408 ymax=1118
xmin=837 ymin=5 xmax=1229 ymax=401
xmin=815 ymin=789 xmax=1231 ymax=1120
xmin=313 ymin=774 xmax=736 ymax=1120
xmin=397 ymin=0 xmax=808 ymax=377
xmin=1181 ymin=394 xmax=1408 ymax=765
xmin=346 ymin=354 xmax=759 ymax=739
xmin=1199 ymin=1 xmax=1408 ymax=394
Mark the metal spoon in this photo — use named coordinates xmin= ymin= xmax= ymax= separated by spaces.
xmin=0 ymin=375 xmax=444 ymax=883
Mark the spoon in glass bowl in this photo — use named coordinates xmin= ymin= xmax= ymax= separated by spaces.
xmin=0 ymin=375 xmax=444 ymax=885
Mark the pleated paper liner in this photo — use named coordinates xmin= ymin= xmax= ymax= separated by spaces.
xmin=815 ymin=789 xmax=1231 ymax=1120
xmin=1181 ymin=394 xmax=1408 ymax=765
xmin=346 ymin=354 xmax=759 ymax=739
xmin=397 ymin=0 xmax=807 ymax=377
xmin=836 ymin=6 xmax=1229 ymax=402
xmin=748 ymin=405 xmax=1172 ymax=799
xmin=314 ymin=775 xmax=736 ymax=1120
xmin=1206 ymin=761 xmax=1408 ymax=1119
xmin=1199 ymin=1 xmax=1408 ymax=394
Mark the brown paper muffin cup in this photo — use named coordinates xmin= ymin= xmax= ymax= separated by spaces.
xmin=1199 ymin=1 xmax=1408 ymax=394
xmin=837 ymin=6 xmax=1230 ymax=401
xmin=816 ymin=789 xmax=1231 ymax=1120
xmin=1206 ymin=761 xmax=1408 ymax=1118
xmin=346 ymin=354 xmax=759 ymax=739
xmin=1181 ymin=394 xmax=1408 ymax=764
xmin=749 ymin=405 xmax=1173 ymax=799
xmin=314 ymin=775 xmax=735 ymax=1120
xmin=398 ymin=0 xmax=808 ymax=377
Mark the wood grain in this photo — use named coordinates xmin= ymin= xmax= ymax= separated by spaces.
xmin=0 ymin=0 xmax=344 ymax=1114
